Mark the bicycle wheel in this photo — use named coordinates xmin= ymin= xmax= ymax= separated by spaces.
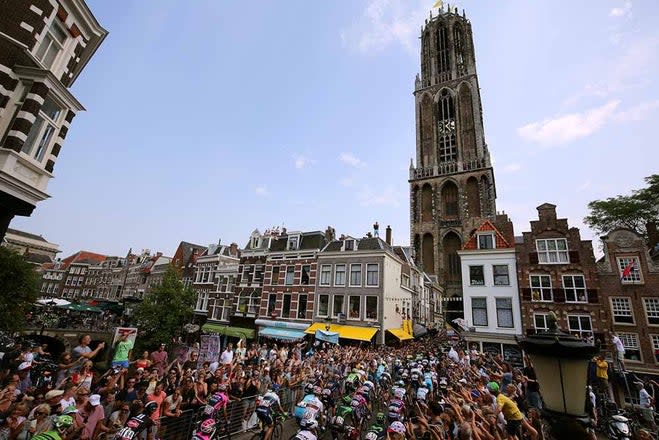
xmin=272 ymin=422 xmax=283 ymax=440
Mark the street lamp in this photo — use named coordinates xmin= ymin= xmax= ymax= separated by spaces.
xmin=517 ymin=312 xmax=598 ymax=440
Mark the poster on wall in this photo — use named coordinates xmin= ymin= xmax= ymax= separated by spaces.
xmin=112 ymin=327 xmax=138 ymax=347
xmin=197 ymin=334 xmax=221 ymax=369
xmin=172 ymin=344 xmax=191 ymax=365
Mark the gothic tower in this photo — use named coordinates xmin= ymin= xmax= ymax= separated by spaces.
xmin=409 ymin=8 xmax=496 ymax=299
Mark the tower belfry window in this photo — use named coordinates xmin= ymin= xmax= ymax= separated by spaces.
xmin=454 ymin=25 xmax=466 ymax=77
xmin=436 ymin=25 xmax=451 ymax=82
xmin=437 ymin=90 xmax=457 ymax=163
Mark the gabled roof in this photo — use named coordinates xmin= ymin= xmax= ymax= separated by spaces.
xmin=61 ymin=251 xmax=107 ymax=268
xmin=463 ymin=220 xmax=513 ymax=250
xmin=6 ymin=228 xmax=49 ymax=243
xmin=269 ymin=231 xmax=326 ymax=252
xmin=321 ymin=236 xmax=392 ymax=253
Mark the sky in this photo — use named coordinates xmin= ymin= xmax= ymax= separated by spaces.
xmin=12 ymin=0 xmax=659 ymax=258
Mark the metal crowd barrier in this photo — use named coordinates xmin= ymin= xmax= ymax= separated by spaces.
xmin=154 ymin=385 xmax=303 ymax=439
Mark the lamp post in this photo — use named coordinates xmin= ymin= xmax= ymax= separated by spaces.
xmin=517 ymin=312 xmax=598 ymax=440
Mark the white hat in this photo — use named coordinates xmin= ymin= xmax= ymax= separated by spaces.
xmin=136 ymin=367 xmax=145 ymax=372
xmin=45 ymin=389 xmax=64 ymax=400
xmin=18 ymin=362 xmax=32 ymax=371
xmin=459 ymin=378 xmax=467 ymax=384
xmin=88 ymin=394 xmax=101 ymax=406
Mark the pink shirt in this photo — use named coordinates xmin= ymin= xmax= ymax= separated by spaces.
xmin=148 ymin=391 xmax=167 ymax=422
xmin=150 ymin=350 xmax=168 ymax=375
xmin=76 ymin=405 xmax=104 ymax=439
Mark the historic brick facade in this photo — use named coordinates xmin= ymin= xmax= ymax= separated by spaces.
xmin=597 ymin=229 xmax=659 ymax=375
xmin=409 ymin=8 xmax=496 ymax=300
xmin=516 ymin=204 xmax=605 ymax=343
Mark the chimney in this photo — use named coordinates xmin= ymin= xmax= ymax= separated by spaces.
xmin=647 ymin=222 xmax=659 ymax=249
xmin=386 ymin=225 xmax=392 ymax=245
xmin=229 ymin=242 xmax=239 ymax=257
xmin=536 ymin=203 xmax=557 ymax=222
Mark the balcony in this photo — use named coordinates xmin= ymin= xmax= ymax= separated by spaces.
xmin=519 ymin=288 xmax=599 ymax=304
xmin=409 ymin=158 xmax=488 ymax=181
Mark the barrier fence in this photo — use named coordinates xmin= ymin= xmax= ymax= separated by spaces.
xmin=152 ymin=385 xmax=303 ymax=439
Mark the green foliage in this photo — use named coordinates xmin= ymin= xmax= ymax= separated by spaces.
xmin=0 ymin=247 xmax=40 ymax=332
xmin=131 ymin=265 xmax=196 ymax=351
xmin=585 ymin=174 xmax=659 ymax=238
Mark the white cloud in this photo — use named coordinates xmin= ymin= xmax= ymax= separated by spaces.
xmin=499 ymin=163 xmax=522 ymax=174
xmin=610 ymin=0 xmax=632 ymax=17
xmin=293 ymin=155 xmax=314 ymax=169
xmin=339 ymin=177 xmax=355 ymax=188
xmin=340 ymin=0 xmax=428 ymax=53
xmin=613 ymin=99 xmax=659 ymax=122
xmin=517 ymin=100 xmax=620 ymax=146
xmin=358 ymin=185 xmax=403 ymax=208
xmin=254 ymin=186 xmax=269 ymax=196
xmin=577 ymin=180 xmax=592 ymax=192
xmin=339 ymin=152 xmax=363 ymax=167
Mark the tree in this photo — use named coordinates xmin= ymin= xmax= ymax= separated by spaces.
xmin=0 ymin=247 xmax=40 ymax=332
xmin=131 ymin=265 xmax=196 ymax=351
xmin=585 ymin=174 xmax=659 ymax=239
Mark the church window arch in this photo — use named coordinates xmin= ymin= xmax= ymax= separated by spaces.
xmin=436 ymin=89 xmax=457 ymax=163
xmin=465 ymin=177 xmax=481 ymax=218
xmin=421 ymin=184 xmax=433 ymax=222
xmin=458 ymin=83 xmax=476 ymax=161
xmin=441 ymin=180 xmax=459 ymax=218
xmin=442 ymin=232 xmax=462 ymax=282
xmin=420 ymin=94 xmax=434 ymax=167
xmin=422 ymin=233 xmax=435 ymax=274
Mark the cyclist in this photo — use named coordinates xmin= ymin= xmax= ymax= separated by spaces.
xmin=255 ymin=385 xmax=285 ymax=440
xmin=31 ymin=415 xmax=73 ymax=440
xmin=294 ymin=385 xmax=324 ymax=423
xmin=192 ymin=419 xmax=217 ymax=440
xmin=114 ymin=400 xmax=158 ymax=440
xmin=328 ymin=396 xmax=354 ymax=437
xmin=365 ymin=412 xmax=387 ymax=440
xmin=294 ymin=415 xmax=319 ymax=440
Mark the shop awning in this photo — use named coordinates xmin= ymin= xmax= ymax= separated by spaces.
xmin=305 ymin=323 xmax=377 ymax=342
xmin=387 ymin=328 xmax=414 ymax=341
xmin=201 ymin=323 xmax=255 ymax=339
xmin=259 ymin=326 xmax=306 ymax=341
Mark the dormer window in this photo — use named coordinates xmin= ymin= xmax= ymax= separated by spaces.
xmin=287 ymin=236 xmax=299 ymax=250
xmin=251 ymin=236 xmax=260 ymax=249
xmin=477 ymin=233 xmax=494 ymax=250
xmin=344 ymin=239 xmax=355 ymax=251
xmin=35 ymin=21 xmax=69 ymax=70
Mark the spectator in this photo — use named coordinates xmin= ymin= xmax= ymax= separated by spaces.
xmin=72 ymin=335 xmax=105 ymax=361
xmin=220 ymin=344 xmax=234 ymax=366
xmin=26 ymin=403 xmax=52 ymax=437
xmin=74 ymin=393 xmax=105 ymax=440
xmin=611 ymin=332 xmax=626 ymax=371
xmin=150 ymin=344 xmax=169 ymax=377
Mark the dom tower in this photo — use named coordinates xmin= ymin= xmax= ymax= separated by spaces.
xmin=409 ymin=8 xmax=496 ymax=302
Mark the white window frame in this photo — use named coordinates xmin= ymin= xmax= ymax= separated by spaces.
xmin=492 ymin=264 xmax=510 ymax=286
xmin=33 ymin=20 xmax=70 ymax=72
xmin=365 ymin=296 xmax=378 ymax=321
xmin=469 ymin=265 xmax=485 ymax=286
xmin=495 ymin=297 xmax=514 ymax=328
xmin=21 ymin=96 xmax=64 ymax=164
xmin=282 ymin=294 xmax=292 ymax=317
xmin=533 ymin=313 xmax=549 ymax=332
xmin=332 ymin=294 xmax=344 ymax=318
xmin=530 ymin=274 xmax=553 ymax=302
xmin=472 ymin=297 xmax=488 ymax=326
xmin=651 ymin=335 xmax=659 ymax=364
xmin=317 ymin=294 xmax=329 ymax=317
xmin=284 ymin=266 xmax=295 ymax=285
xmin=195 ymin=292 xmax=209 ymax=312
xmin=617 ymin=256 xmax=643 ymax=284
xmin=348 ymin=295 xmax=361 ymax=319
xmin=366 ymin=263 xmax=379 ymax=287
xmin=344 ymin=239 xmax=356 ymax=251
xmin=535 ymin=238 xmax=569 ymax=264
xmin=349 ymin=263 xmax=362 ymax=287
xmin=567 ymin=314 xmax=592 ymax=339
xmin=319 ymin=264 xmax=332 ymax=286
xmin=610 ymin=297 xmax=635 ymax=325
xmin=618 ymin=332 xmax=643 ymax=363
xmin=296 ymin=294 xmax=308 ymax=319
xmin=643 ymin=298 xmax=659 ymax=326
xmin=477 ymin=233 xmax=495 ymax=250
xmin=562 ymin=274 xmax=587 ymax=303
xmin=334 ymin=264 xmax=346 ymax=286
xmin=287 ymin=235 xmax=300 ymax=251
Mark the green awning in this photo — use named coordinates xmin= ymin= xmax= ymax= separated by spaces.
xmin=56 ymin=303 xmax=103 ymax=313
xmin=201 ymin=323 xmax=255 ymax=339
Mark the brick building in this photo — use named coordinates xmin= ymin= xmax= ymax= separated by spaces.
xmin=0 ymin=0 xmax=106 ymax=239
xmin=171 ymin=241 xmax=206 ymax=288
xmin=516 ymin=204 xmax=605 ymax=343
xmin=40 ymin=250 xmax=106 ymax=299
xmin=597 ymin=228 xmax=659 ymax=376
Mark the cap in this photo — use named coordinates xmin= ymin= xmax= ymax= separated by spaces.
xmin=137 ymin=367 xmax=145 ymax=372
xmin=458 ymin=378 xmax=467 ymax=384
xmin=45 ymin=389 xmax=64 ymax=400
xmin=88 ymin=394 xmax=101 ymax=406
xmin=388 ymin=421 xmax=406 ymax=434
xmin=17 ymin=362 xmax=32 ymax=371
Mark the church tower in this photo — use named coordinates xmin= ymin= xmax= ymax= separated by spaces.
xmin=409 ymin=7 xmax=496 ymax=299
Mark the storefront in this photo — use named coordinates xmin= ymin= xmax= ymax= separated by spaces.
xmin=464 ymin=332 xmax=524 ymax=367
xmin=255 ymin=319 xmax=308 ymax=342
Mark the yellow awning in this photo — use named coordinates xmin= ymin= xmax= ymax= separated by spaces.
xmin=387 ymin=328 xmax=414 ymax=341
xmin=305 ymin=323 xmax=378 ymax=342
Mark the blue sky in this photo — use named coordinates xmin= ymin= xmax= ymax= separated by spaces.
xmin=12 ymin=0 xmax=659 ymax=258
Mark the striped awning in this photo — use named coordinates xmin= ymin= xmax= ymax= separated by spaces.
xmin=259 ymin=327 xmax=306 ymax=341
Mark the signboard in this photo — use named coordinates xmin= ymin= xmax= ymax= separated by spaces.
xmin=112 ymin=327 xmax=138 ymax=347
xmin=197 ymin=334 xmax=221 ymax=369
xmin=172 ymin=344 xmax=191 ymax=365
xmin=482 ymin=342 xmax=502 ymax=358
xmin=502 ymin=344 xmax=524 ymax=367
xmin=315 ymin=330 xmax=339 ymax=344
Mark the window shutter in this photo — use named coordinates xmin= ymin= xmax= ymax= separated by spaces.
xmin=520 ymin=288 xmax=532 ymax=301
xmin=554 ymin=288 xmax=565 ymax=303
xmin=569 ymin=251 xmax=580 ymax=263
xmin=529 ymin=252 xmax=539 ymax=264
xmin=587 ymin=289 xmax=599 ymax=304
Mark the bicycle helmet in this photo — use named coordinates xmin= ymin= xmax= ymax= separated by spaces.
xmin=342 ymin=395 xmax=352 ymax=406
xmin=272 ymin=383 xmax=281 ymax=393
xmin=388 ymin=421 xmax=406 ymax=434
xmin=62 ymin=405 xmax=78 ymax=415
xmin=365 ymin=432 xmax=379 ymax=440
xmin=376 ymin=412 xmax=386 ymax=424
xmin=217 ymin=383 xmax=227 ymax=392
xmin=304 ymin=383 xmax=315 ymax=394
xmin=486 ymin=382 xmax=500 ymax=394
xmin=55 ymin=415 xmax=73 ymax=431
xmin=144 ymin=400 xmax=158 ymax=416
xmin=322 ymin=388 xmax=332 ymax=397
xmin=200 ymin=418 xmax=216 ymax=434
xmin=300 ymin=417 xmax=319 ymax=430
xmin=395 ymin=380 xmax=404 ymax=387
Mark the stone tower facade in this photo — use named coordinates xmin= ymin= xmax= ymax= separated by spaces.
xmin=409 ymin=8 xmax=496 ymax=298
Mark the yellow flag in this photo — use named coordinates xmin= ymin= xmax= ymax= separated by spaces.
xmin=433 ymin=0 xmax=443 ymax=8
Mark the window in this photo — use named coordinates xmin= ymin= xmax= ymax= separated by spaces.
xmin=35 ymin=22 xmax=68 ymax=69
xmin=472 ymin=298 xmax=488 ymax=326
xmin=348 ymin=296 xmax=361 ymax=318
xmin=437 ymin=89 xmax=457 ymax=162
xmin=402 ymin=273 xmax=410 ymax=288
xmin=271 ymin=266 xmax=280 ymax=285
xmin=254 ymin=265 xmax=264 ymax=283
xmin=567 ymin=315 xmax=592 ymax=339
xmin=478 ymin=234 xmax=494 ymax=249
xmin=530 ymin=275 xmax=552 ymax=301
xmin=287 ymin=236 xmax=299 ymax=250
xmin=643 ymin=298 xmax=659 ymax=325
xmin=22 ymin=97 xmax=62 ymax=162
xmin=297 ymin=295 xmax=308 ymax=319
xmin=619 ymin=333 xmax=642 ymax=362
xmin=267 ymin=294 xmax=277 ymax=316
xmin=344 ymin=240 xmax=355 ymax=251
xmin=282 ymin=294 xmax=291 ymax=317
xmin=301 ymin=265 xmax=310 ymax=285
xmin=534 ymin=313 xmax=549 ymax=332
xmin=332 ymin=295 xmax=344 ymax=317
xmin=320 ymin=265 xmax=331 ymax=286
xmin=334 ymin=264 xmax=346 ymax=286
xmin=285 ymin=266 xmax=295 ymax=285
xmin=617 ymin=256 xmax=642 ymax=284
xmin=317 ymin=294 xmax=329 ymax=317
xmin=493 ymin=265 xmax=510 ymax=286
xmin=611 ymin=297 xmax=634 ymax=324
xmin=563 ymin=275 xmax=587 ymax=303
xmin=651 ymin=335 xmax=659 ymax=363
xmin=349 ymin=264 xmax=362 ymax=286
xmin=536 ymin=239 xmax=569 ymax=264
xmin=366 ymin=264 xmax=379 ymax=286
xmin=469 ymin=266 xmax=484 ymax=286
xmin=196 ymin=292 xmax=209 ymax=312
xmin=365 ymin=296 xmax=378 ymax=320
xmin=496 ymin=298 xmax=514 ymax=328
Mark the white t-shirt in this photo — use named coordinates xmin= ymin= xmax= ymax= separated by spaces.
xmin=60 ymin=396 xmax=76 ymax=411
xmin=639 ymin=388 xmax=652 ymax=408
xmin=220 ymin=349 xmax=234 ymax=365
xmin=612 ymin=336 xmax=625 ymax=354
xmin=448 ymin=348 xmax=460 ymax=363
